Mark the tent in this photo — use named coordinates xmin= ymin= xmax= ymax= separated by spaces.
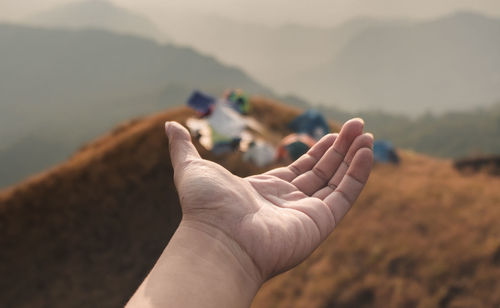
xmin=225 ymin=89 xmax=250 ymax=115
xmin=289 ymin=109 xmax=330 ymax=140
xmin=276 ymin=134 xmax=317 ymax=162
xmin=208 ymin=101 xmax=247 ymax=142
xmin=243 ymin=140 xmax=275 ymax=167
xmin=373 ymin=140 xmax=400 ymax=164
xmin=187 ymin=90 xmax=215 ymax=116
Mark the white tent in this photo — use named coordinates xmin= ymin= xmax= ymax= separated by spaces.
xmin=207 ymin=100 xmax=246 ymax=139
xmin=243 ymin=140 xmax=275 ymax=167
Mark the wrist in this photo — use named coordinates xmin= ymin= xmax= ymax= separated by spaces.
xmin=179 ymin=217 xmax=264 ymax=284
xmin=128 ymin=219 xmax=263 ymax=308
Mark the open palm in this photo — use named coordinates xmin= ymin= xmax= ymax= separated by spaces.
xmin=166 ymin=118 xmax=373 ymax=282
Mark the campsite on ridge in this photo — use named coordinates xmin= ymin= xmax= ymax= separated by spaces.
xmin=1 ymin=97 xmax=500 ymax=307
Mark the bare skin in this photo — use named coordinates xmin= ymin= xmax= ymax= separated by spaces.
xmin=127 ymin=119 xmax=374 ymax=308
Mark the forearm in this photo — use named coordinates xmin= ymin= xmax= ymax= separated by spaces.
xmin=127 ymin=220 xmax=263 ymax=308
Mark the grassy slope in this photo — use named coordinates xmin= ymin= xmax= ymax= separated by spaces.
xmin=0 ymin=98 xmax=323 ymax=308
xmin=1 ymin=98 xmax=499 ymax=307
xmin=253 ymin=153 xmax=500 ymax=308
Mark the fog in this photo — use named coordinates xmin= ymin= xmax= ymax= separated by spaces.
xmin=2 ymin=0 xmax=500 ymax=27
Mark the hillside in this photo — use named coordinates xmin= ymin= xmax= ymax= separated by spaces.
xmin=252 ymin=152 xmax=500 ymax=307
xmin=28 ymin=0 xmax=166 ymax=42
xmin=0 ymin=23 xmax=270 ymax=188
xmin=283 ymin=95 xmax=500 ymax=159
xmin=0 ymin=98 xmax=316 ymax=308
xmin=314 ymin=102 xmax=500 ymax=158
xmin=1 ymin=98 xmax=500 ymax=307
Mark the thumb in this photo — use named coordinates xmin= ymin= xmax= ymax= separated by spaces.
xmin=165 ymin=121 xmax=201 ymax=174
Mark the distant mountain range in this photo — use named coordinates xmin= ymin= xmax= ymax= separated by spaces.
xmin=28 ymin=0 xmax=166 ymax=42
xmin=299 ymin=12 xmax=500 ymax=114
xmin=3 ymin=7 xmax=500 ymax=187
xmin=162 ymin=12 xmax=500 ymax=115
xmin=160 ymin=14 xmax=384 ymax=96
xmin=22 ymin=2 xmax=500 ymax=114
xmin=0 ymin=23 xmax=270 ymax=188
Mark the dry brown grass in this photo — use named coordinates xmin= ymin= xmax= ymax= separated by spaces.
xmin=253 ymin=152 xmax=500 ymax=308
xmin=0 ymin=98 xmax=311 ymax=307
xmin=1 ymin=97 xmax=499 ymax=308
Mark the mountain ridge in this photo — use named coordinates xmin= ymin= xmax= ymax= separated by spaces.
xmin=0 ymin=97 xmax=320 ymax=307
xmin=1 ymin=98 xmax=500 ymax=307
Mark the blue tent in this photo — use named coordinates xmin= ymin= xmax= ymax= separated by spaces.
xmin=373 ymin=140 xmax=400 ymax=164
xmin=289 ymin=109 xmax=330 ymax=140
xmin=187 ymin=91 xmax=215 ymax=116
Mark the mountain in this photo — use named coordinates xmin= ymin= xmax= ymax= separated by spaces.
xmin=294 ymin=12 xmax=500 ymax=114
xmin=28 ymin=0 xmax=166 ymax=42
xmin=0 ymin=98 xmax=320 ymax=307
xmin=0 ymin=23 xmax=270 ymax=189
xmin=1 ymin=98 xmax=499 ymax=307
xmin=161 ymin=15 xmax=384 ymax=94
xmin=163 ymin=12 xmax=500 ymax=115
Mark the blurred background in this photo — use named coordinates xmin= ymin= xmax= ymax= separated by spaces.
xmin=1 ymin=1 xmax=500 ymax=307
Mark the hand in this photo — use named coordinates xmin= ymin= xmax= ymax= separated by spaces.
xmin=127 ymin=118 xmax=373 ymax=308
xmin=168 ymin=118 xmax=373 ymax=280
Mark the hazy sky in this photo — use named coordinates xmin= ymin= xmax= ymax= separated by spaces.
xmin=1 ymin=0 xmax=500 ymax=27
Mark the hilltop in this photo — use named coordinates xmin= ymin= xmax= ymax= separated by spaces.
xmin=0 ymin=98 xmax=319 ymax=307
xmin=1 ymin=98 xmax=500 ymax=307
